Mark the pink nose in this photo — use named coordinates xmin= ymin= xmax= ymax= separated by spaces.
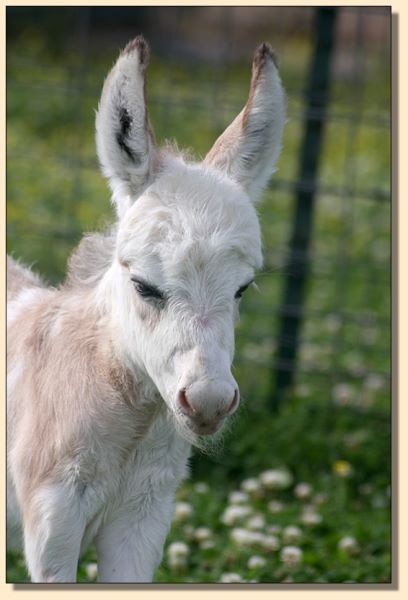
xmin=177 ymin=385 xmax=239 ymax=424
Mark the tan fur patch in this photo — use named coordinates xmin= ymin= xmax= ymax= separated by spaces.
xmin=7 ymin=285 xmax=156 ymax=506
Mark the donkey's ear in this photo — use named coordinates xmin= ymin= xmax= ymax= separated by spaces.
xmin=205 ymin=43 xmax=286 ymax=203
xmin=96 ymin=36 xmax=157 ymax=218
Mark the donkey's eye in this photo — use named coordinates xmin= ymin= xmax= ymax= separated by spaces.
xmin=131 ymin=277 xmax=165 ymax=302
xmin=235 ymin=280 xmax=254 ymax=299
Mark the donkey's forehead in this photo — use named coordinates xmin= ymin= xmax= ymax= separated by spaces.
xmin=118 ymin=160 xmax=263 ymax=269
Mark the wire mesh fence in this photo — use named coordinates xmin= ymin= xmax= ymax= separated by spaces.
xmin=7 ymin=5 xmax=391 ymax=416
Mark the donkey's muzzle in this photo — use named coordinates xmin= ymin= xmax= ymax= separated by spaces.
xmin=176 ymin=381 xmax=239 ymax=435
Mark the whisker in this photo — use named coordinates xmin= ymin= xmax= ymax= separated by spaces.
xmin=257 ymin=263 xmax=290 ymax=277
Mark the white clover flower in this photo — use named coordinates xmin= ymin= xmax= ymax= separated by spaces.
xmin=248 ymin=555 xmax=267 ymax=569
xmin=167 ymin=541 xmax=189 ymax=570
xmin=267 ymin=500 xmax=284 ymax=513
xmin=230 ymin=527 xmax=251 ymax=546
xmin=246 ymin=513 xmax=266 ymax=531
xmin=250 ymin=531 xmax=266 ymax=545
xmin=261 ymin=535 xmax=280 ymax=551
xmin=229 ymin=490 xmax=250 ymax=505
xmin=220 ymin=572 xmax=243 ymax=583
xmin=168 ymin=555 xmax=187 ymax=569
xmin=193 ymin=527 xmax=212 ymax=542
xmin=332 ymin=383 xmax=354 ymax=406
xmin=194 ymin=482 xmax=209 ymax=494
xmin=281 ymin=546 xmax=303 ymax=568
xmin=260 ymin=469 xmax=293 ymax=490
xmin=221 ymin=504 xmax=253 ymax=525
xmin=364 ymin=373 xmax=384 ymax=390
xmin=167 ymin=541 xmax=189 ymax=558
xmin=241 ymin=477 xmax=262 ymax=494
xmin=230 ymin=528 xmax=264 ymax=547
xmin=174 ymin=502 xmax=193 ymax=522
xmin=294 ymin=482 xmax=313 ymax=499
xmin=338 ymin=536 xmax=359 ymax=555
xmin=85 ymin=562 xmax=98 ymax=580
xmin=283 ymin=525 xmax=302 ymax=544
xmin=301 ymin=510 xmax=322 ymax=526
xmin=200 ymin=539 xmax=216 ymax=550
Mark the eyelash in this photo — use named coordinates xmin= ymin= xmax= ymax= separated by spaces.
xmin=131 ymin=277 xmax=165 ymax=302
xmin=235 ymin=280 xmax=253 ymax=299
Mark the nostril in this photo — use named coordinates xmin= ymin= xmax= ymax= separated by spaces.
xmin=177 ymin=388 xmax=195 ymax=416
xmin=227 ymin=388 xmax=240 ymax=415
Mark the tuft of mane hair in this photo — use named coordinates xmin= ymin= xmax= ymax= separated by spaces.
xmin=65 ymin=227 xmax=116 ymax=289
xmin=7 ymin=256 xmax=46 ymax=302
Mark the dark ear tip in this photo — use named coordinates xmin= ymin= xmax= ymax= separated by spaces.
xmin=253 ymin=42 xmax=278 ymax=69
xmin=122 ymin=35 xmax=150 ymax=65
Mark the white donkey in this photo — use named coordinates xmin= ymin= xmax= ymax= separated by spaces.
xmin=7 ymin=36 xmax=285 ymax=582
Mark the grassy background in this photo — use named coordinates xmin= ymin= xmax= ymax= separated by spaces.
xmin=6 ymin=6 xmax=391 ymax=584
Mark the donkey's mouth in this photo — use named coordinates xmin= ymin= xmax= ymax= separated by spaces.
xmin=195 ymin=422 xmax=220 ymax=435
xmin=183 ymin=415 xmax=224 ymax=436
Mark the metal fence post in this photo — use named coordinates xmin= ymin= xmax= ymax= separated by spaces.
xmin=272 ymin=7 xmax=338 ymax=409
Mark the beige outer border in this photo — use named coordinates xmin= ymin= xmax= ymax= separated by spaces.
xmin=0 ymin=0 xmax=401 ymax=597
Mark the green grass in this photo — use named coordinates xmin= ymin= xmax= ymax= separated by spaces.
xmin=6 ymin=19 xmax=391 ymax=584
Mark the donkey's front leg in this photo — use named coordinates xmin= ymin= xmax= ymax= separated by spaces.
xmin=23 ymin=482 xmax=86 ymax=582
xmin=96 ymin=493 xmax=174 ymax=582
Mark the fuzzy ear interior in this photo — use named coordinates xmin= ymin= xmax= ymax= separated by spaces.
xmin=95 ymin=36 xmax=157 ymax=219
xmin=205 ymin=43 xmax=286 ymax=203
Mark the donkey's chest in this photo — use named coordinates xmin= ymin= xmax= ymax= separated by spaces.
xmin=80 ymin=414 xmax=191 ymax=548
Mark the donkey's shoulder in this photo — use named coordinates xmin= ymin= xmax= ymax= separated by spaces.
xmin=65 ymin=227 xmax=116 ymax=289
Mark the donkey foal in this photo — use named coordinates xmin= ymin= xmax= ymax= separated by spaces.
xmin=7 ymin=36 xmax=286 ymax=582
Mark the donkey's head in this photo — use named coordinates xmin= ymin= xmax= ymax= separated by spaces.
xmin=96 ymin=37 xmax=285 ymax=439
